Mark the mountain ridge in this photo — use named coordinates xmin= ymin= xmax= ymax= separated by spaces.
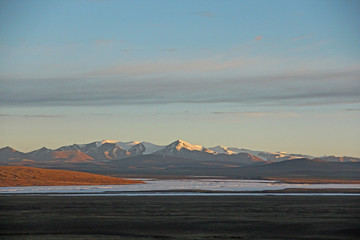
xmin=2 ymin=139 xmax=358 ymax=163
xmin=1 ymin=139 xmax=360 ymax=181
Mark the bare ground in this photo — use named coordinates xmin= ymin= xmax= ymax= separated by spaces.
xmin=0 ymin=195 xmax=359 ymax=239
xmin=0 ymin=166 xmax=144 ymax=186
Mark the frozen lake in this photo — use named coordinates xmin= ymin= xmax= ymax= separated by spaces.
xmin=1 ymin=179 xmax=360 ymax=195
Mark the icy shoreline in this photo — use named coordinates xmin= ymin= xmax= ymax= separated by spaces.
xmin=1 ymin=179 xmax=360 ymax=194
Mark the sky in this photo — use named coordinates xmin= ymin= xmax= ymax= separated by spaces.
xmin=0 ymin=0 xmax=360 ymax=157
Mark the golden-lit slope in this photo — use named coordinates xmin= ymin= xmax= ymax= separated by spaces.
xmin=0 ymin=166 xmax=144 ymax=187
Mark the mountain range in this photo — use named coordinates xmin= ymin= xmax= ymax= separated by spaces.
xmin=1 ymin=139 xmax=360 ymax=181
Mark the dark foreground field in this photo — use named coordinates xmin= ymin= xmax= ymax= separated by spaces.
xmin=0 ymin=196 xmax=359 ymax=240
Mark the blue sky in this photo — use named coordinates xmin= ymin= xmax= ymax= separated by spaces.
xmin=0 ymin=0 xmax=360 ymax=157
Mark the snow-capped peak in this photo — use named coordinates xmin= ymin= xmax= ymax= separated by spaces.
xmin=209 ymin=145 xmax=237 ymax=155
xmin=172 ymin=139 xmax=204 ymax=151
xmin=95 ymin=140 xmax=141 ymax=150
xmin=125 ymin=141 xmax=141 ymax=145
xmin=128 ymin=142 xmax=146 ymax=155
xmin=96 ymin=140 xmax=119 ymax=147
xmin=153 ymin=139 xmax=215 ymax=156
xmin=115 ymin=141 xmax=140 ymax=150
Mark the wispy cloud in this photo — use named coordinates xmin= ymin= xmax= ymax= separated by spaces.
xmin=90 ymin=113 xmax=114 ymax=116
xmin=191 ymin=11 xmax=215 ymax=18
xmin=1 ymin=64 xmax=359 ymax=108
xmin=1 ymin=54 xmax=359 ymax=109
xmin=86 ymin=57 xmax=259 ymax=77
xmin=345 ymin=108 xmax=360 ymax=111
xmin=212 ymin=111 xmax=299 ymax=118
xmin=254 ymin=35 xmax=263 ymax=41
xmin=0 ymin=114 xmax=64 ymax=118
xmin=213 ymin=111 xmax=267 ymax=117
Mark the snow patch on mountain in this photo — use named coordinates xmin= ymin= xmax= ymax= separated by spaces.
xmin=209 ymin=146 xmax=313 ymax=162
xmin=3 ymin=139 xmax=359 ymax=163
xmin=128 ymin=143 xmax=146 ymax=155
xmin=162 ymin=140 xmax=215 ymax=154
xmin=174 ymin=139 xmax=203 ymax=151
xmin=96 ymin=140 xmax=119 ymax=147
xmin=142 ymin=142 xmax=165 ymax=154
xmin=209 ymin=146 xmax=236 ymax=155
xmin=115 ymin=141 xmax=141 ymax=150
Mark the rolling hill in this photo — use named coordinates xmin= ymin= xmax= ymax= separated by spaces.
xmin=0 ymin=166 xmax=144 ymax=187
